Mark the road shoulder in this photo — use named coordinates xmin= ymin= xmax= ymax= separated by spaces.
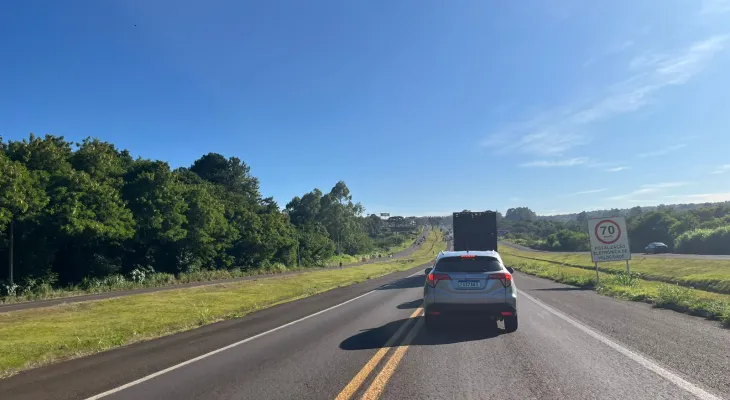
xmin=515 ymin=272 xmax=730 ymax=397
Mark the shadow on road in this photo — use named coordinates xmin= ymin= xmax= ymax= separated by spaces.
xmin=397 ymin=299 xmax=423 ymax=309
xmin=340 ymin=317 xmax=500 ymax=351
xmin=378 ymin=275 xmax=425 ymax=290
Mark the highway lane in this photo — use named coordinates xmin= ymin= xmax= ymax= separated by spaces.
xmin=501 ymin=241 xmax=730 ymax=260
xmin=0 ymin=229 xmax=432 ymax=313
xmin=4 ymin=263 xmax=729 ymax=399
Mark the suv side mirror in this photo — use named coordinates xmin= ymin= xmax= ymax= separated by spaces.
xmin=424 ymin=267 xmax=433 ymax=275
xmin=506 ymin=266 xmax=515 ymax=274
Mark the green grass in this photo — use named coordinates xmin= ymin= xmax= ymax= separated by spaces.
xmin=500 ymin=243 xmax=730 ymax=294
xmin=0 ymin=230 xmax=446 ymax=377
xmin=502 ymin=254 xmax=730 ymax=329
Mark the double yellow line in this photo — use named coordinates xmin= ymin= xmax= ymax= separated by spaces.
xmin=335 ymin=307 xmax=424 ymax=400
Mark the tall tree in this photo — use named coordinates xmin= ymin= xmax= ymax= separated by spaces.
xmin=505 ymin=207 xmax=537 ymax=221
xmin=0 ymin=155 xmax=49 ymax=282
xmin=122 ymin=160 xmax=189 ymax=271
xmin=190 ymin=153 xmax=260 ymax=201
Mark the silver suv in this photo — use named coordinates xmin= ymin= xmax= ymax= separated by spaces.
xmin=423 ymin=250 xmax=518 ymax=332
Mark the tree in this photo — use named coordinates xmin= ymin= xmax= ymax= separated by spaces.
xmin=296 ymin=223 xmax=335 ymax=266
xmin=190 ymin=153 xmax=260 ymax=201
xmin=628 ymin=211 xmax=679 ymax=251
xmin=285 ymin=189 xmax=323 ymax=226
xmin=173 ymin=183 xmax=230 ymax=272
xmin=122 ymin=160 xmax=188 ymax=271
xmin=318 ymin=181 xmax=364 ymax=255
xmin=47 ymin=169 xmax=136 ymax=281
xmin=628 ymin=206 xmax=643 ymax=219
xmin=6 ymin=133 xmax=73 ymax=173
xmin=0 ymin=155 xmax=49 ymax=282
xmin=71 ymin=138 xmax=131 ymax=188
xmin=0 ymin=133 xmax=425 ymax=289
xmin=363 ymin=214 xmax=384 ymax=237
xmin=505 ymin=207 xmax=537 ymax=221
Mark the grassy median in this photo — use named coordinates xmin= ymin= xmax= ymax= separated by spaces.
xmin=501 ymin=252 xmax=730 ymax=328
xmin=500 ymin=244 xmax=730 ymax=294
xmin=0 ymin=230 xmax=445 ymax=377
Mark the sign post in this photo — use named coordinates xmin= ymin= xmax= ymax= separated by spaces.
xmin=587 ymin=217 xmax=632 ymax=281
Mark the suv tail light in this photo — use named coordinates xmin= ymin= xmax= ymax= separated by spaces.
xmin=488 ymin=272 xmax=513 ymax=287
xmin=427 ymin=272 xmax=451 ymax=287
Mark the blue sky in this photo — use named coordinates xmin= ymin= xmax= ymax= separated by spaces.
xmin=2 ymin=1 xmax=730 ymax=216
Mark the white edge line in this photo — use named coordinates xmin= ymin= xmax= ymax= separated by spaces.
xmin=519 ymin=290 xmax=722 ymax=400
xmin=85 ymin=270 xmax=427 ymax=399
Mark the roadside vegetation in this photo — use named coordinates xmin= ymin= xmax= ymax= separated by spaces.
xmin=0 ymin=134 xmax=429 ymax=303
xmin=501 ymin=253 xmax=730 ymax=328
xmin=500 ymin=245 xmax=730 ymax=295
xmin=498 ymin=204 xmax=730 ymax=254
xmin=0 ymin=230 xmax=421 ymax=305
xmin=0 ymin=229 xmax=445 ymax=377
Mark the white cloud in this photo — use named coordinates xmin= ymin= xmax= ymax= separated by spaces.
xmin=608 ymin=182 xmax=688 ymax=201
xmin=638 ymin=143 xmax=688 ymax=158
xmin=520 ymin=157 xmax=589 ymax=167
xmin=646 ymin=182 xmax=688 ymax=189
xmin=712 ymin=164 xmax=730 ymax=174
xmin=535 ymin=209 xmax=575 ymax=216
xmin=606 ymin=166 xmax=630 ymax=172
xmin=482 ymin=35 xmax=729 ymax=156
xmin=562 ymin=188 xmax=608 ymax=197
xmin=664 ymin=192 xmax=730 ymax=203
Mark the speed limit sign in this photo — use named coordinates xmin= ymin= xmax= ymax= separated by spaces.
xmin=594 ymin=219 xmax=621 ymax=244
xmin=588 ymin=217 xmax=631 ymax=262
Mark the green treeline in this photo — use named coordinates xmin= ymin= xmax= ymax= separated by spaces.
xmin=502 ymin=204 xmax=730 ymax=254
xmin=0 ymin=134 xmax=412 ymax=288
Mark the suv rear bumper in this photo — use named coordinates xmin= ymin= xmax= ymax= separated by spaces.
xmin=425 ymin=303 xmax=517 ymax=317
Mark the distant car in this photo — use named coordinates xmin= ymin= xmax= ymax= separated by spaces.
xmin=423 ymin=250 xmax=517 ymax=332
xmin=645 ymin=242 xmax=669 ymax=254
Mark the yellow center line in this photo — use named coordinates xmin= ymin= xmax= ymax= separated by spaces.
xmin=361 ymin=316 xmax=423 ymax=400
xmin=335 ymin=307 xmax=423 ymax=400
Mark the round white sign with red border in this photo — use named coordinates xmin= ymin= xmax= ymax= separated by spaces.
xmin=594 ymin=219 xmax=622 ymax=244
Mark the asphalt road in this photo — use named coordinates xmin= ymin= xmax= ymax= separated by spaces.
xmin=0 ymin=229 xmax=432 ymax=313
xmin=3 ymin=255 xmax=729 ymax=399
xmin=502 ymin=241 xmax=730 ymax=261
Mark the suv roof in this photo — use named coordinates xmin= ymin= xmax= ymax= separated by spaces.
xmin=437 ymin=250 xmax=502 ymax=260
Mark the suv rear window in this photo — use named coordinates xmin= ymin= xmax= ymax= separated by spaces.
xmin=435 ymin=256 xmax=502 ymax=273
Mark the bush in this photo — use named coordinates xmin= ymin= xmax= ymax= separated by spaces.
xmin=265 ymin=262 xmax=288 ymax=274
xmin=1 ymin=281 xmax=19 ymax=297
xmin=542 ymin=230 xmax=590 ymax=251
xmin=102 ymin=274 xmax=129 ymax=290
xmin=654 ymin=284 xmax=697 ymax=308
xmin=607 ymin=271 xmax=641 ymax=287
xmin=146 ymin=272 xmax=176 ymax=286
xmin=675 ymin=226 xmax=730 ymax=255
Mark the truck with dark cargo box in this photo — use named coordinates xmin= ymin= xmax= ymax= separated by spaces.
xmin=452 ymin=211 xmax=498 ymax=251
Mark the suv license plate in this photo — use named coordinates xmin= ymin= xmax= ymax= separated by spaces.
xmin=457 ymin=280 xmax=480 ymax=288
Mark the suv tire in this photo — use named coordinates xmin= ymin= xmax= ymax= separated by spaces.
xmin=503 ymin=316 xmax=518 ymax=333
